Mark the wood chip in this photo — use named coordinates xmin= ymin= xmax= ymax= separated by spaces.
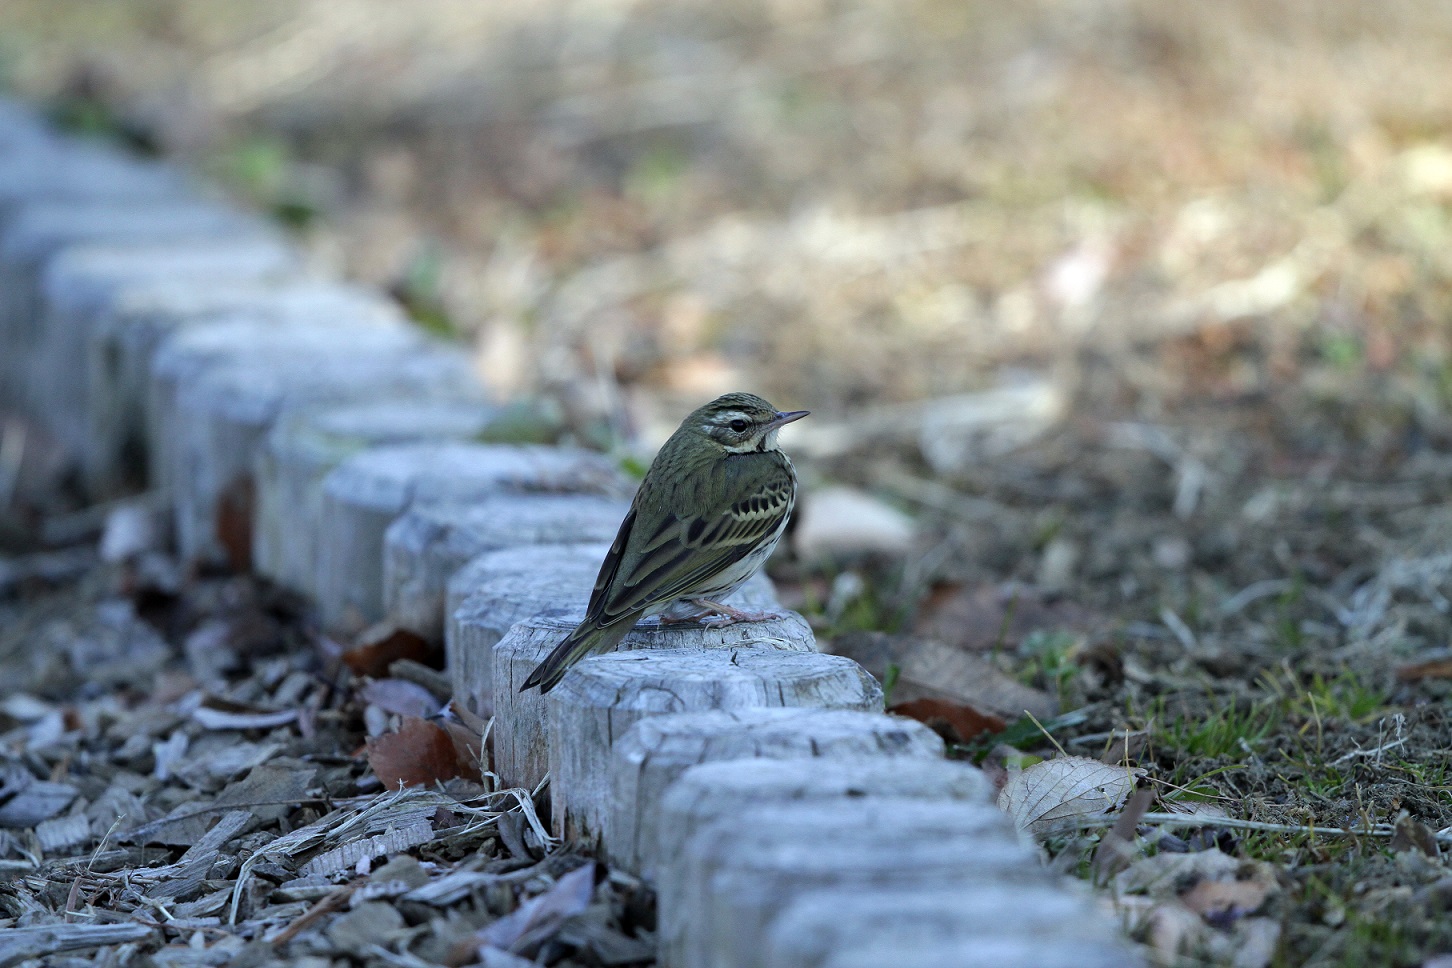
xmin=0 ymin=924 xmax=154 ymax=968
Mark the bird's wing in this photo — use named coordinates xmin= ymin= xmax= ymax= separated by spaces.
xmin=585 ymin=456 xmax=793 ymax=625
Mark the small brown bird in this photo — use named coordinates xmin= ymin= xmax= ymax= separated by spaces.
xmin=521 ymin=392 xmax=808 ymax=693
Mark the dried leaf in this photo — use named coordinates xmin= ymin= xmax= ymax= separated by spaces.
xmin=476 ymin=862 xmax=596 ymax=953
xmin=1390 ymin=810 xmax=1440 ymax=858
xmin=1090 ymin=785 xmax=1153 ymax=883
xmin=889 ymin=697 xmax=1006 ymax=744
xmin=191 ymin=706 xmax=298 ymax=731
xmin=215 ymin=475 xmax=254 ymax=574
xmin=1396 ymin=656 xmax=1452 ymax=681
xmin=438 ymin=718 xmax=485 ymax=782
xmin=913 ymin=583 xmax=1105 ymax=652
xmin=830 ymin=631 xmax=1056 ymax=718
xmin=997 ymin=755 xmax=1143 ymax=840
xmin=1180 ymin=877 xmax=1273 ymax=923
xmin=367 ymin=717 xmax=467 ymax=788
xmin=361 ymin=678 xmax=441 ymax=719
xmin=343 ymin=624 xmax=434 ymax=678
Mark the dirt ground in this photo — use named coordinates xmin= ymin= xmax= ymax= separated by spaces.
xmin=5 ymin=1 xmax=1452 ymax=965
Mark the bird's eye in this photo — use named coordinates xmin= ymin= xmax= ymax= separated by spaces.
xmin=729 ymin=419 xmax=748 ymax=433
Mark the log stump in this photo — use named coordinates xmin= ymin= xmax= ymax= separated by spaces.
xmin=762 ymin=884 xmax=1135 ymax=968
xmin=146 ymin=311 xmax=413 ymax=495
xmin=254 ymin=399 xmax=496 ymax=594
xmin=608 ymin=708 xmax=945 ymax=879
xmin=86 ymin=280 xmax=387 ymax=495
xmin=382 ymin=494 xmax=632 ymax=641
xmin=315 ymin=442 xmax=627 ymax=632
xmin=655 ymin=756 xmax=996 ymax=881
xmin=543 ymin=646 xmax=883 ymax=845
xmin=492 ymin=612 xmax=816 ymax=794
xmin=27 ymin=235 xmax=294 ymax=453
xmin=661 ymin=798 xmax=1039 ymax=968
xmin=169 ymin=347 xmax=482 ymax=566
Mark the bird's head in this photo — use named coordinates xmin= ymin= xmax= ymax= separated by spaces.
xmin=686 ymin=392 xmax=810 ymax=454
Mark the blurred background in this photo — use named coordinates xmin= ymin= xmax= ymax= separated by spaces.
xmin=11 ymin=6 xmax=1452 ymax=960
xmin=9 ymin=0 xmax=1452 ymax=610
xmin=7 ymin=0 xmax=1452 ymax=451
xmin=13 ymin=0 xmax=1452 ymax=636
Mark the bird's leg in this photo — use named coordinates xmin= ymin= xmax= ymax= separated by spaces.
xmin=689 ymin=598 xmax=781 ymax=627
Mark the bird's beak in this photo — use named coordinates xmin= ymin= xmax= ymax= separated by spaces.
xmin=766 ymin=409 xmax=810 ymax=431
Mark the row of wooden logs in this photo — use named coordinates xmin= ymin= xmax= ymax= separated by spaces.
xmin=0 ymin=98 xmax=1138 ymax=967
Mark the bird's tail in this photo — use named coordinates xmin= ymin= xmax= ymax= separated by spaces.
xmin=520 ymin=616 xmax=639 ymax=694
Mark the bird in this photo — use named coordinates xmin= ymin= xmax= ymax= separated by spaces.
xmin=520 ymin=392 xmax=809 ymax=693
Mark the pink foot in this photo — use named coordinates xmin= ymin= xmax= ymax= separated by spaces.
xmin=691 ymin=599 xmax=781 ymax=627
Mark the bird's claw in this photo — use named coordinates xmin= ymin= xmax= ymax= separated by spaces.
xmin=692 ymin=599 xmax=781 ymax=626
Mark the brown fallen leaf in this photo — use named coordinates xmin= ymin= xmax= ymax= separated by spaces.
xmin=913 ymin=582 xmax=1106 ymax=652
xmin=1396 ymin=656 xmax=1452 ymax=681
xmin=1090 ymin=785 xmax=1154 ymax=884
xmin=438 ymin=718 xmax=485 ymax=782
xmin=475 ymin=861 xmax=596 ymax=954
xmin=366 ymin=717 xmax=467 ymax=788
xmin=1389 ymin=810 xmax=1440 ymax=858
xmin=1180 ymin=877 xmax=1273 ymax=924
xmin=344 ymin=624 xmax=435 ymax=678
xmin=830 ymin=631 xmax=1056 ymax=719
xmin=215 ymin=476 xmax=255 ymax=574
xmin=889 ymin=697 xmax=1006 ymax=745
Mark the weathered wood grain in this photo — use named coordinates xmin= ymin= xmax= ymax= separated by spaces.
xmin=382 ymin=494 xmax=631 ymax=641
xmin=654 ymin=756 xmax=996 ymax=876
xmin=0 ymin=923 xmax=155 ymax=968
xmin=447 ymin=546 xmax=777 ymax=715
xmin=546 ymin=646 xmax=885 ymax=845
xmin=146 ymin=311 xmax=414 ymax=495
xmin=763 ymin=885 xmax=1137 ymax=968
xmin=491 ymin=611 xmax=813 ymax=792
xmin=170 ymin=347 xmax=482 ymax=565
xmin=86 ymin=280 xmax=385 ymax=494
xmin=661 ymin=798 xmax=1040 ymax=968
xmin=608 ymin=708 xmax=946 ymax=879
xmin=446 ymin=542 xmax=610 ymax=713
xmin=316 ymin=442 xmax=627 ymax=632
xmin=254 ymin=399 xmax=496 ymax=594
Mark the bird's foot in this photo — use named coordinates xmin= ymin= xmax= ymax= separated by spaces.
xmin=690 ymin=599 xmax=781 ymax=627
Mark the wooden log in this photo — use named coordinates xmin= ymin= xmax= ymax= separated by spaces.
xmin=86 ymin=280 xmax=387 ymax=495
xmin=448 ymin=545 xmax=776 ymax=716
xmin=146 ymin=311 xmax=415 ymax=497
xmin=818 ymin=938 xmax=1135 ymax=968
xmin=382 ymin=494 xmax=632 ymax=641
xmin=0 ymin=140 xmax=187 ymax=211
xmin=169 ymin=346 xmax=483 ymax=566
xmin=608 ymin=708 xmax=946 ymax=879
xmin=763 ymin=885 xmax=1136 ymax=968
xmin=0 ymin=198 xmax=269 ymax=365
xmin=654 ymin=756 xmax=996 ymax=881
xmin=492 ymin=611 xmax=812 ymax=792
xmin=544 ymin=646 xmax=883 ymax=845
xmin=315 ymin=442 xmax=628 ymax=633
xmin=446 ymin=542 xmax=608 ymax=712
xmin=0 ymin=97 xmax=49 ymax=153
xmin=254 ymin=399 xmax=497 ymax=595
xmin=18 ymin=231 xmax=292 ymax=451
xmin=661 ymin=798 xmax=1040 ymax=968
xmin=0 ymin=922 xmax=156 ymax=966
